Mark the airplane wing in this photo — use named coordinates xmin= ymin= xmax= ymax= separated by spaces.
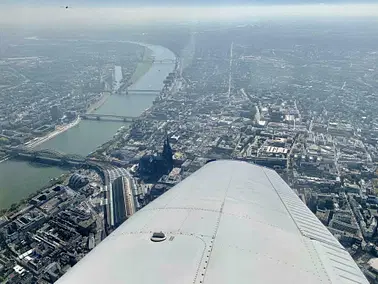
xmin=56 ymin=160 xmax=369 ymax=284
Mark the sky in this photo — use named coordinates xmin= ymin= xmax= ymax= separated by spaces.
xmin=1 ymin=2 xmax=378 ymax=29
xmin=2 ymin=0 xmax=378 ymax=5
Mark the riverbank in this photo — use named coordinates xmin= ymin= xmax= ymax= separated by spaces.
xmin=18 ymin=46 xmax=153 ymax=150
xmin=0 ymin=92 xmax=109 ymax=161
xmin=129 ymin=47 xmax=154 ymax=85
xmin=87 ymin=92 xmax=111 ymax=114
xmin=26 ymin=116 xmax=81 ymax=148
xmin=0 ymin=116 xmax=81 ymax=164
xmin=26 ymin=46 xmax=154 ymax=148
xmin=0 ymin=156 xmax=9 ymax=163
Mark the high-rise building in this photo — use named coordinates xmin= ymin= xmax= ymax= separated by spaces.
xmin=50 ymin=105 xmax=62 ymax=121
xmin=254 ymin=105 xmax=261 ymax=123
xmin=162 ymin=136 xmax=173 ymax=171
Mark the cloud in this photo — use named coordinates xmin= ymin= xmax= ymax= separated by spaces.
xmin=1 ymin=4 xmax=378 ymax=28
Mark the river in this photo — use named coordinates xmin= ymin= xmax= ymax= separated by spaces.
xmin=0 ymin=43 xmax=175 ymax=209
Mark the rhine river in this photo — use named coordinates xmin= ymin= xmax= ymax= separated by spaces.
xmin=0 ymin=43 xmax=176 ymax=209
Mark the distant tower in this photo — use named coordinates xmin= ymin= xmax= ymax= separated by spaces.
xmin=254 ymin=106 xmax=261 ymax=123
xmin=162 ymin=134 xmax=173 ymax=172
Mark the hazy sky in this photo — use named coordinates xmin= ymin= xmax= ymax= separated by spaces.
xmin=3 ymin=0 xmax=378 ymax=5
xmin=1 ymin=2 xmax=378 ymax=28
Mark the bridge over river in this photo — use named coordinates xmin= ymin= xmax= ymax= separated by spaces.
xmin=140 ymin=58 xmax=176 ymax=64
xmin=4 ymin=147 xmax=87 ymax=166
xmin=80 ymin=114 xmax=136 ymax=122
xmin=127 ymin=89 xmax=161 ymax=94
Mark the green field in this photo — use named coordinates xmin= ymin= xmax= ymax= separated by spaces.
xmin=130 ymin=47 xmax=153 ymax=84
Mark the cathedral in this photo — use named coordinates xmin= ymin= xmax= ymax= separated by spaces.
xmin=138 ymin=136 xmax=174 ymax=180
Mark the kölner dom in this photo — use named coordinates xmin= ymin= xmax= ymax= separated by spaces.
xmin=138 ymin=136 xmax=173 ymax=181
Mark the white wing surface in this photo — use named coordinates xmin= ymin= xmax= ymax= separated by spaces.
xmin=56 ymin=160 xmax=369 ymax=284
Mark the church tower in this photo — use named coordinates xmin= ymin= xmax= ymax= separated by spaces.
xmin=162 ymin=134 xmax=173 ymax=172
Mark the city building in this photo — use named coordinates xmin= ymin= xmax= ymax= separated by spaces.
xmin=138 ymin=136 xmax=174 ymax=180
xmin=68 ymin=174 xmax=89 ymax=190
xmin=50 ymin=105 xmax=62 ymax=121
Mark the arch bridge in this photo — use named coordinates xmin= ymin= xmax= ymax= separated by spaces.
xmin=81 ymin=114 xmax=135 ymax=122
xmin=142 ymin=59 xmax=176 ymax=64
xmin=5 ymin=147 xmax=87 ymax=164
